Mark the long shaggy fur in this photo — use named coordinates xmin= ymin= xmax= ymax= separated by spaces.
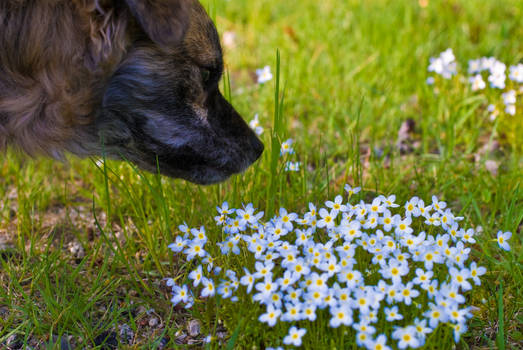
xmin=0 ymin=0 xmax=131 ymax=157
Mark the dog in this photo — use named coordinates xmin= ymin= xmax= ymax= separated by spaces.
xmin=0 ymin=0 xmax=263 ymax=184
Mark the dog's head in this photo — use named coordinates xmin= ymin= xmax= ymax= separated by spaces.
xmin=96 ymin=0 xmax=263 ymax=184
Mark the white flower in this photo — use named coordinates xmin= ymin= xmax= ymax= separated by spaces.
xmin=469 ymin=262 xmax=486 ymax=285
xmin=413 ymin=318 xmax=432 ymax=337
xmin=469 ymin=74 xmax=486 ymax=91
xmin=441 ymin=48 xmax=455 ymax=65
xmin=184 ymin=240 xmax=207 ymax=260
xmin=431 ymin=195 xmax=447 ymax=211
xmin=398 ymin=282 xmax=420 ymax=305
xmin=256 ymin=65 xmax=273 ymax=84
xmin=317 ymin=208 xmax=337 ymax=229
xmin=453 ymin=322 xmax=468 ymax=343
xmin=489 ymin=60 xmax=506 ymax=75
xmin=249 ymin=114 xmax=264 ymax=135
xmin=428 ymin=57 xmax=444 ymax=74
xmin=281 ymin=302 xmax=302 ymax=322
xmin=487 ymin=104 xmax=499 ymax=120
xmin=258 ymin=304 xmax=281 ymax=327
xmin=367 ymin=334 xmax=392 ymax=350
xmin=497 ymin=231 xmax=511 ymax=251
xmin=413 ymin=268 xmax=433 ymax=288
xmin=326 ymin=195 xmax=348 ymax=213
xmin=502 ymin=90 xmax=516 ymax=105
xmin=216 ymin=201 xmax=233 ymax=216
xmin=276 ymin=270 xmax=298 ymax=290
xmin=222 ymin=31 xmax=236 ymax=48
xmin=488 ymin=72 xmax=506 ymax=89
xmin=505 ymin=104 xmax=516 ymax=115
xmin=255 ymin=276 xmax=277 ymax=296
xmin=188 ymin=265 xmax=204 ymax=287
xmin=240 ymin=268 xmax=255 ymax=293
xmin=468 ymin=59 xmax=483 ymax=74
xmin=344 ymin=184 xmax=361 ymax=196
xmin=283 ymin=326 xmax=306 ymax=346
xmin=395 ymin=216 xmax=413 ymax=236
xmin=509 ymin=63 xmax=523 ymax=83
xmin=480 ymin=57 xmax=497 ymax=71
xmin=191 ymin=226 xmax=207 ymax=243
xmin=424 ymin=302 xmax=448 ymax=328
xmin=200 ymin=277 xmax=215 ymax=297
xmin=428 ymin=49 xmax=457 ymax=79
xmin=384 ymin=305 xmax=403 ymax=321
xmin=168 ymin=236 xmax=188 ymax=253
xmin=285 ymin=161 xmax=301 ymax=172
xmin=381 ymin=260 xmax=409 ymax=285
xmin=392 ymin=326 xmax=420 ymax=349
xmin=280 ymin=138 xmax=295 ymax=155
xmin=171 ymin=284 xmax=190 ymax=305
xmin=329 ymin=306 xmax=353 ymax=327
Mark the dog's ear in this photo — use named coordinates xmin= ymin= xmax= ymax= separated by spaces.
xmin=124 ymin=0 xmax=190 ymax=47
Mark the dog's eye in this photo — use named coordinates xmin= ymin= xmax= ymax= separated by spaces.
xmin=201 ymin=69 xmax=211 ymax=83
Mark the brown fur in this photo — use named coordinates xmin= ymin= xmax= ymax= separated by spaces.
xmin=0 ymin=0 xmax=130 ymax=156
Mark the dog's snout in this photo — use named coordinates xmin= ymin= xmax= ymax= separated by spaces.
xmin=250 ymin=135 xmax=264 ymax=161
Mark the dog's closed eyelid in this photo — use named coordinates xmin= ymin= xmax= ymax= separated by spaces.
xmin=199 ymin=66 xmax=222 ymax=86
xmin=201 ymin=68 xmax=211 ymax=82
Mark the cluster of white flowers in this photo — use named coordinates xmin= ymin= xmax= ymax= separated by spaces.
xmin=500 ymin=90 xmax=517 ymax=116
xmin=248 ymin=122 xmax=300 ymax=172
xmin=280 ymin=138 xmax=301 ymax=172
xmin=427 ymin=48 xmax=457 ymax=80
xmin=166 ymin=186 xmax=512 ymax=349
xmin=427 ymin=49 xmax=521 ymax=118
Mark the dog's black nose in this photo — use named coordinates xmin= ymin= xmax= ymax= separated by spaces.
xmin=251 ymin=136 xmax=264 ymax=161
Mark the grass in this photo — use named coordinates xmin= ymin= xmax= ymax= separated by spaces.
xmin=1 ymin=0 xmax=522 ymax=348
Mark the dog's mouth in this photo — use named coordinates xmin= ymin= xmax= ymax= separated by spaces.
xmin=126 ymin=138 xmax=263 ymax=185
xmin=165 ymin=144 xmax=263 ymax=185
xmin=160 ymin=164 xmax=235 ymax=185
